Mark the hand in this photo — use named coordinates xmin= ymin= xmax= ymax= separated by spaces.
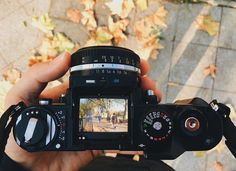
xmin=4 ymin=52 xmax=161 ymax=171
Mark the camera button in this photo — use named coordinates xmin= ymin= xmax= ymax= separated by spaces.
xmin=39 ymin=99 xmax=52 ymax=105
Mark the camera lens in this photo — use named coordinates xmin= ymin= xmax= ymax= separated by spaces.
xmin=70 ymin=46 xmax=141 ymax=91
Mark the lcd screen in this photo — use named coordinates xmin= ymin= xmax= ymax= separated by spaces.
xmin=79 ymin=98 xmax=128 ymax=132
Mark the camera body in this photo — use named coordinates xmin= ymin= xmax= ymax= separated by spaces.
xmin=13 ymin=46 xmax=223 ymax=159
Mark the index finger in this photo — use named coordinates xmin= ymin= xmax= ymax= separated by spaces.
xmin=5 ymin=52 xmax=71 ymax=108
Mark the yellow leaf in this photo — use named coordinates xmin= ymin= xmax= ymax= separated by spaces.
xmin=66 ymin=9 xmax=81 ymax=23
xmin=81 ymin=0 xmax=95 ymax=10
xmin=81 ymin=10 xmax=97 ymax=30
xmin=108 ymin=16 xmax=129 ymax=44
xmin=195 ymin=15 xmax=219 ymax=36
xmin=203 ymin=64 xmax=217 ymax=78
xmin=96 ymin=27 xmax=113 ymax=44
xmin=135 ymin=0 xmax=148 ymax=11
xmin=105 ymin=0 xmax=135 ymax=19
xmin=193 ymin=151 xmax=206 ymax=158
xmin=38 ymin=33 xmax=74 ymax=57
xmin=28 ymin=55 xmax=55 ymax=66
xmin=0 ymin=81 xmax=13 ymax=114
xmin=133 ymin=6 xmax=168 ymax=40
xmin=32 ymin=13 xmax=55 ymax=34
xmin=2 ymin=68 xmax=21 ymax=84
xmin=84 ymin=27 xmax=113 ymax=47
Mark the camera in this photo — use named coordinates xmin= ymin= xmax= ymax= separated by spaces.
xmin=13 ymin=46 xmax=224 ymax=159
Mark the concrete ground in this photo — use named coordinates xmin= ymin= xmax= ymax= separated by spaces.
xmin=0 ymin=0 xmax=236 ymax=171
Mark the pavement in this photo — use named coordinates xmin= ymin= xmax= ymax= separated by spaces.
xmin=0 ymin=0 xmax=236 ymax=170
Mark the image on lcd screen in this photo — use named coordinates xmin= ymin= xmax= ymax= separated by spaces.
xmin=79 ymin=98 xmax=128 ymax=132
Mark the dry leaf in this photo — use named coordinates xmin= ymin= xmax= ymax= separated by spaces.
xmin=96 ymin=27 xmax=113 ymax=44
xmin=135 ymin=0 xmax=148 ymax=11
xmin=28 ymin=55 xmax=55 ymax=66
xmin=81 ymin=10 xmax=97 ymax=30
xmin=32 ymin=13 xmax=55 ymax=34
xmin=193 ymin=151 xmax=206 ymax=158
xmin=213 ymin=161 xmax=224 ymax=171
xmin=66 ymin=9 xmax=81 ymax=23
xmin=0 ymin=81 xmax=13 ymax=114
xmin=105 ymin=0 xmax=135 ymax=19
xmin=81 ymin=0 xmax=95 ymax=10
xmin=2 ymin=68 xmax=21 ymax=84
xmin=84 ymin=27 xmax=113 ymax=47
xmin=108 ymin=16 xmax=129 ymax=44
xmin=195 ymin=15 xmax=219 ymax=36
xmin=134 ymin=6 xmax=168 ymax=40
xmin=39 ymin=33 xmax=75 ymax=56
xmin=203 ymin=64 xmax=217 ymax=78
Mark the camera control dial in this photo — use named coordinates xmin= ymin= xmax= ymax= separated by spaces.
xmin=142 ymin=111 xmax=172 ymax=142
xmin=14 ymin=107 xmax=58 ymax=150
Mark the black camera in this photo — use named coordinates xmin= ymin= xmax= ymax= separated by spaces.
xmin=13 ymin=46 xmax=224 ymax=159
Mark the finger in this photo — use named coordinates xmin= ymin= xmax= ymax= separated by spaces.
xmin=140 ymin=59 xmax=150 ymax=76
xmin=5 ymin=52 xmax=71 ymax=107
xmin=40 ymin=80 xmax=69 ymax=100
xmin=141 ymin=76 xmax=162 ymax=102
xmin=104 ymin=150 xmax=144 ymax=155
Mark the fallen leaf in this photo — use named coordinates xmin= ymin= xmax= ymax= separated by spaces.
xmin=81 ymin=0 xmax=96 ymax=10
xmin=108 ymin=16 xmax=129 ymax=44
xmin=54 ymin=33 xmax=75 ymax=52
xmin=203 ymin=64 xmax=217 ymax=78
xmin=2 ymin=68 xmax=21 ymax=84
xmin=135 ymin=0 xmax=148 ymax=11
xmin=28 ymin=55 xmax=55 ymax=66
xmin=66 ymin=9 xmax=81 ymax=23
xmin=0 ymin=81 xmax=13 ymax=114
xmin=195 ymin=15 xmax=219 ymax=36
xmin=81 ymin=10 xmax=97 ymax=30
xmin=84 ymin=27 xmax=113 ymax=47
xmin=213 ymin=161 xmax=224 ymax=171
xmin=96 ymin=27 xmax=113 ymax=44
xmin=105 ymin=0 xmax=135 ymax=19
xmin=32 ymin=13 xmax=55 ymax=34
xmin=39 ymin=33 xmax=75 ymax=56
xmin=193 ymin=151 xmax=206 ymax=158
xmin=134 ymin=6 xmax=168 ymax=40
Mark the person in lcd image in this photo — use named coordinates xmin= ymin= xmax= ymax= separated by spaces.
xmin=111 ymin=113 xmax=118 ymax=129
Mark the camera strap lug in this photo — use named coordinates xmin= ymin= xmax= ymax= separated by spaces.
xmin=210 ymin=100 xmax=236 ymax=158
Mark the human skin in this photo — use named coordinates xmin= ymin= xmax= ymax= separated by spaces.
xmin=4 ymin=52 xmax=161 ymax=171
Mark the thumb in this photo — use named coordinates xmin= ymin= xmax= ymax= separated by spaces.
xmin=5 ymin=52 xmax=71 ymax=107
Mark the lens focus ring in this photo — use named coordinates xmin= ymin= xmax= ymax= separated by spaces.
xmin=71 ymin=46 xmax=140 ymax=71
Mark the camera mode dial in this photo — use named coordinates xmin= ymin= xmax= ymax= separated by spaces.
xmin=14 ymin=107 xmax=58 ymax=150
xmin=142 ymin=111 xmax=172 ymax=142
